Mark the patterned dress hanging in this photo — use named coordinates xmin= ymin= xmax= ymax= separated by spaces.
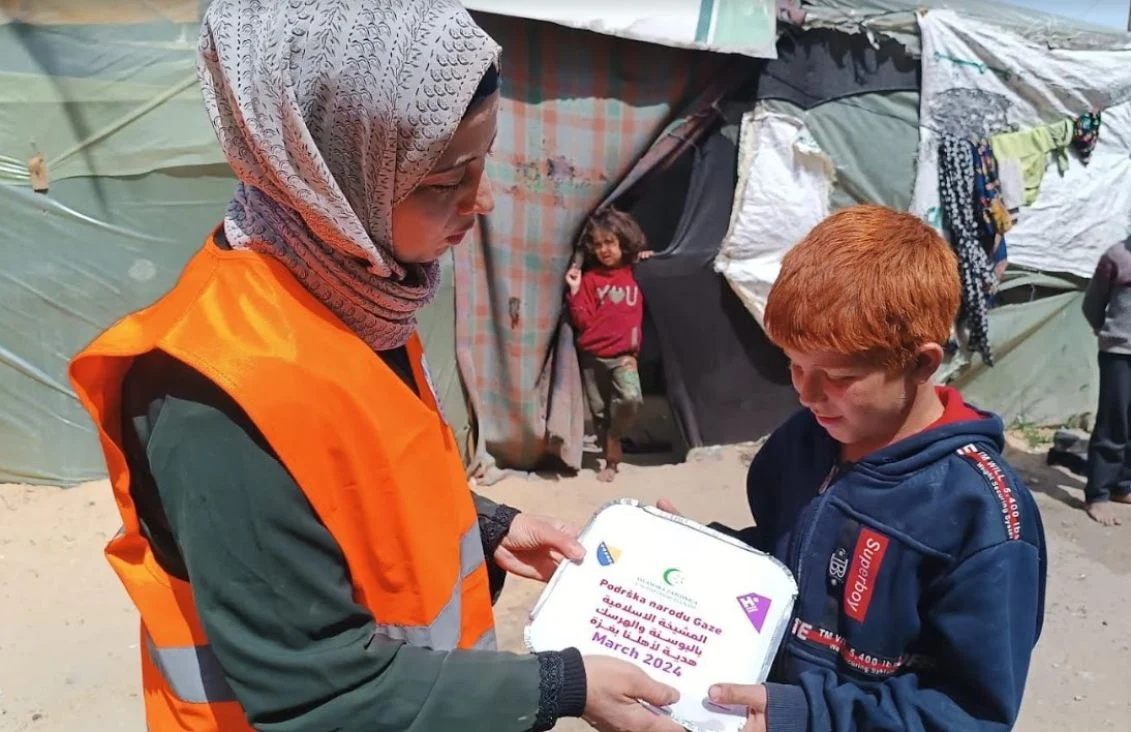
xmin=938 ymin=135 xmax=995 ymax=366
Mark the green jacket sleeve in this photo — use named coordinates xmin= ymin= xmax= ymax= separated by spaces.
xmin=121 ymin=352 xmax=586 ymax=732
xmin=472 ymin=491 xmax=520 ymax=602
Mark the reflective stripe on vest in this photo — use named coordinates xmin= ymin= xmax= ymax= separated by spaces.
xmin=144 ymin=631 xmax=237 ymax=705
xmin=472 ymin=628 xmax=498 ymax=651
xmin=145 ymin=524 xmax=493 ymax=704
xmin=371 ymin=523 xmax=496 ymax=650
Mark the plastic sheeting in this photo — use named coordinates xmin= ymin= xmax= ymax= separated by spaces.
xmin=0 ymin=168 xmax=232 ymax=485
xmin=757 ymin=95 xmax=920 ymax=211
xmin=0 ymin=20 xmax=224 ymax=186
xmin=749 ymin=23 xmax=921 ymax=209
xmin=911 ymin=10 xmax=1131 ymax=279
xmin=801 ymin=0 xmax=1129 ymax=57
xmin=755 ymin=27 xmax=919 ymax=109
xmin=714 ymin=30 xmax=921 ymax=326
xmin=0 ymin=1 xmax=199 ymax=25
xmin=715 ymin=109 xmax=835 ymax=326
xmin=463 ymin=0 xmax=778 ymax=59
xmin=946 ymin=271 xmax=1097 ymax=426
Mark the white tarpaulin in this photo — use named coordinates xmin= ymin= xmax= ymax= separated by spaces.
xmin=911 ymin=9 xmax=1131 ymax=279
xmin=463 ymin=0 xmax=777 ymax=59
xmin=715 ymin=109 xmax=835 ymax=326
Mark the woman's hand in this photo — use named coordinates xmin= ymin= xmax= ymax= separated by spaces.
xmin=582 ymin=656 xmax=684 ymax=732
xmin=493 ymin=513 xmax=584 ymax=582
xmin=708 ymin=684 xmax=768 ymax=732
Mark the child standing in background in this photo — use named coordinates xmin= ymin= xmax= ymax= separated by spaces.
xmin=565 ymin=208 xmax=652 ymax=482
xmin=1081 ymin=236 xmax=1131 ymax=526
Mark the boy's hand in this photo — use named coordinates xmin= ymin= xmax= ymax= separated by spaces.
xmin=708 ymin=684 xmax=768 ymax=732
xmin=565 ymin=266 xmax=582 ymax=295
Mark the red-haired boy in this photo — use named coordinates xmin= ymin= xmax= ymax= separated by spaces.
xmin=664 ymin=205 xmax=1046 ymax=731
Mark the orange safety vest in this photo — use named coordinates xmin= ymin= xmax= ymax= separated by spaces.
xmin=69 ymin=235 xmax=496 ymax=731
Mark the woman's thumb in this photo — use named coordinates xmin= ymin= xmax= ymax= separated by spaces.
xmin=540 ymin=522 xmax=586 ymax=561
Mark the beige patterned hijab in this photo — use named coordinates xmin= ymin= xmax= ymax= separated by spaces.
xmin=196 ymin=0 xmax=500 ymax=350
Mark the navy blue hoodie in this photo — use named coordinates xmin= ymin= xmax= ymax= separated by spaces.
xmin=716 ymin=398 xmax=1047 ymax=732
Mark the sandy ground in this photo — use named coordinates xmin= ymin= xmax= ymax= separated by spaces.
xmin=2 ymin=436 xmax=1130 ymax=732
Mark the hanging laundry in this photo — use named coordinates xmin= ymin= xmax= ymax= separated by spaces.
xmin=938 ymin=135 xmax=995 ymax=366
xmin=971 ymin=140 xmax=1012 ymax=251
xmin=990 ymin=118 xmax=1073 ymax=206
xmin=971 ymin=145 xmax=1009 ymax=291
xmin=991 ymin=236 xmax=1008 ymax=286
xmin=996 ymin=157 xmax=1024 ymax=224
xmin=983 ymin=237 xmax=1010 ymax=308
xmin=1072 ymin=110 xmax=1102 ymax=164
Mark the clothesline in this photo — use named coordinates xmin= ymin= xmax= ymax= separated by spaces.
xmin=742 ymin=58 xmax=1117 ymax=367
xmin=936 ymin=109 xmax=1103 ymax=366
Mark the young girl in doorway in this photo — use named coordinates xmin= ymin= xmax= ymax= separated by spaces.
xmin=565 ymin=207 xmax=653 ymax=482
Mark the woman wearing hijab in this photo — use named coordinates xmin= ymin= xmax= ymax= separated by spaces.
xmin=68 ymin=2 xmax=683 ymax=731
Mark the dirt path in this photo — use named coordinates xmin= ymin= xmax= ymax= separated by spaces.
xmin=2 ymin=437 xmax=1129 ymax=732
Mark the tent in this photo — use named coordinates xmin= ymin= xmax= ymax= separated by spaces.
xmin=739 ymin=0 xmax=1129 ymax=433
xmin=573 ymin=0 xmax=1129 ymax=469
xmin=0 ymin=1 xmax=776 ymax=485
xmin=1 ymin=0 xmax=1127 ymax=487
xmin=618 ymin=114 xmax=800 ymax=450
xmin=605 ymin=22 xmax=925 ymax=450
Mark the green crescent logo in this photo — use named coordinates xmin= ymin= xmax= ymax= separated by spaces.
xmin=662 ymin=568 xmax=684 ymax=586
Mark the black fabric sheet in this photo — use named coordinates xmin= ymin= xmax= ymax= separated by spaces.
xmin=599 ymin=27 xmax=920 ymax=450
xmin=621 ymin=128 xmax=799 ymax=449
xmin=743 ymin=28 xmax=920 ymax=109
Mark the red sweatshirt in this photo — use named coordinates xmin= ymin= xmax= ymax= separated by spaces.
xmin=567 ymin=265 xmax=644 ymax=358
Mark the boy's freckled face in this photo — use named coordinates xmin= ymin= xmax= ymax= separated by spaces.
xmin=785 ymin=349 xmax=913 ymax=449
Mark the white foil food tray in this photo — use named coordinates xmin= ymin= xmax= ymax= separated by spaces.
xmin=525 ymin=499 xmax=798 ymax=732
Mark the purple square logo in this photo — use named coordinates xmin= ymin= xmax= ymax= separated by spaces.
xmin=737 ymin=592 xmax=772 ymax=633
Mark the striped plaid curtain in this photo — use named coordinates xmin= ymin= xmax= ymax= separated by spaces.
xmin=456 ymin=12 xmax=741 ymax=480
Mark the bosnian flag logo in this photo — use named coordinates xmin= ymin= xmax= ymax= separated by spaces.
xmin=596 ymin=541 xmax=621 ymax=566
